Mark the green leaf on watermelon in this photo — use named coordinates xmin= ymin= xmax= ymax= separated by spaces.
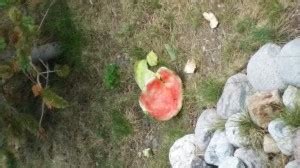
xmin=134 ymin=60 xmax=155 ymax=90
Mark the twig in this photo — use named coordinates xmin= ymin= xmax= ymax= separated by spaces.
xmin=38 ymin=0 xmax=56 ymax=31
xmin=39 ymin=102 xmax=45 ymax=128
xmin=89 ymin=0 xmax=94 ymax=5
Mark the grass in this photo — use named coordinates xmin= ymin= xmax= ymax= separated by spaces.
xmin=238 ymin=112 xmax=265 ymax=150
xmin=103 ymin=64 xmax=120 ymax=90
xmin=280 ymin=106 xmax=300 ymax=128
xmin=210 ymin=118 xmax=227 ymax=132
xmin=111 ymin=110 xmax=133 ymax=141
xmin=197 ymin=77 xmax=224 ymax=106
xmin=42 ymin=0 xmax=85 ymax=69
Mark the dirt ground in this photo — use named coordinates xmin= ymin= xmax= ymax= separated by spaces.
xmin=14 ymin=0 xmax=300 ymax=167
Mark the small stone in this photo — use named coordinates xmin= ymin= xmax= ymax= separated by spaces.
xmin=268 ymin=119 xmax=295 ymax=155
xmin=225 ymin=113 xmax=250 ymax=147
xmin=276 ymin=38 xmax=300 ymax=87
xmin=285 ymin=160 xmax=300 ymax=168
xmin=169 ymin=134 xmax=197 ymax=168
xmin=217 ymin=73 xmax=254 ymax=119
xmin=283 ymin=85 xmax=300 ymax=110
xmin=247 ymin=90 xmax=283 ymax=128
xmin=203 ymin=12 xmax=219 ymax=29
xmin=142 ymin=148 xmax=152 ymax=158
xmin=234 ymin=148 xmax=268 ymax=168
xmin=247 ymin=43 xmax=286 ymax=91
xmin=293 ymin=129 xmax=300 ymax=160
xmin=263 ymin=134 xmax=280 ymax=153
xmin=191 ymin=156 xmax=213 ymax=168
xmin=204 ymin=131 xmax=234 ymax=166
xmin=219 ymin=156 xmax=246 ymax=168
xmin=184 ymin=59 xmax=196 ymax=74
xmin=194 ymin=108 xmax=222 ymax=151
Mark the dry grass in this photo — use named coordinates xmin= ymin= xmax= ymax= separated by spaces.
xmin=8 ymin=0 xmax=299 ymax=167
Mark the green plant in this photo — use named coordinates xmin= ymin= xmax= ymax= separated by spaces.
xmin=198 ymin=77 xmax=223 ymax=105
xmin=236 ymin=18 xmax=256 ymax=33
xmin=104 ymin=64 xmax=120 ymax=89
xmin=111 ymin=110 xmax=133 ymax=141
xmin=238 ymin=113 xmax=265 ymax=150
xmin=280 ymin=106 xmax=300 ymax=128
xmin=210 ymin=119 xmax=227 ymax=132
xmin=0 ymin=37 xmax=6 ymax=52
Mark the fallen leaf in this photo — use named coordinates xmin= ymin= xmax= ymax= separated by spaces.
xmin=184 ymin=59 xmax=196 ymax=74
xmin=32 ymin=83 xmax=43 ymax=97
xmin=146 ymin=51 xmax=158 ymax=66
xmin=203 ymin=12 xmax=219 ymax=29
xmin=165 ymin=44 xmax=177 ymax=61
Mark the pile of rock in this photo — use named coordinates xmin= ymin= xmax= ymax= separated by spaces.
xmin=169 ymin=39 xmax=300 ymax=168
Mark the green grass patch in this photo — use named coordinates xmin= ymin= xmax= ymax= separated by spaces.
xmin=198 ymin=77 xmax=224 ymax=106
xmin=210 ymin=118 xmax=227 ymax=132
xmin=236 ymin=17 xmax=256 ymax=34
xmin=238 ymin=113 xmax=265 ymax=150
xmin=280 ymin=107 xmax=300 ymax=128
xmin=260 ymin=0 xmax=284 ymax=25
xmin=111 ymin=110 xmax=133 ymax=141
xmin=103 ymin=64 xmax=120 ymax=90
xmin=42 ymin=0 xmax=85 ymax=68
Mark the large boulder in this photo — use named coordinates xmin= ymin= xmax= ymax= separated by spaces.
xmin=283 ymin=85 xmax=300 ymax=110
xmin=217 ymin=73 xmax=253 ymax=119
xmin=247 ymin=90 xmax=283 ymax=128
xmin=194 ymin=108 xmax=222 ymax=151
xmin=285 ymin=160 xmax=300 ymax=168
xmin=247 ymin=43 xmax=286 ymax=91
xmin=204 ymin=131 xmax=234 ymax=166
xmin=263 ymin=134 xmax=280 ymax=154
xmin=268 ymin=119 xmax=295 ymax=155
xmin=219 ymin=156 xmax=246 ymax=168
xmin=293 ymin=129 xmax=300 ymax=160
xmin=225 ymin=113 xmax=250 ymax=147
xmin=234 ymin=148 xmax=268 ymax=168
xmin=276 ymin=38 xmax=300 ymax=87
xmin=169 ymin=134 xmax=197 ymax=168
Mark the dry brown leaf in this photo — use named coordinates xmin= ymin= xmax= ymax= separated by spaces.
xmin=32 ymin=83 xmax=43 ymax=97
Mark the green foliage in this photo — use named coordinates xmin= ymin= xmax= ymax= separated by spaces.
xmin=280 ymin=106 xmax=300 ymax=128
xmin=146 ymin=51 xmax=158 ymax=66
xmin=8 ymin=7 xmax=22 ymax=23
xmin=0 ymin=64 xmax=13 ymax=79
xmin=238 ymin=113 xmax=264 ymax=150
xmin=198 ymin=77 xmax=223 ymax=105
xmin=103 ymin=64 xmax=120 ymax=90
xmin=261 ymin=0 xmax=284 ymax=25
xmin=129 ymin=47 xmax=147 ymax=60
xmin=42 ymin=0 xmax=84 ymax=68
xmin=210 ymin=119 xmax=227 ymax=132
xmin=20 ymin=16 xmax=37 ymax=34
xmin=0 ymin=0 xmax=8 ymax=7
xmin=42 ymin=88 xmax=69 ymax=109
xmin=164 ymin=44 xmax=177 ymax=61
xmin=111 ymin=110 xmax=133 ymax=141
xmin=16 ymin=49 xmax=31 ymax=72
xmin=0 ymin=150 xmax=17 ymax=168
xmin=54 ymin=64 xmax=70 ymax=78
xmin=134 ymin=60 xmax=155 ymax=90
xmin=236 ymin=18 xmax=256 ymax=33
xmin=0 ymin=37 xmax=6 ymax=52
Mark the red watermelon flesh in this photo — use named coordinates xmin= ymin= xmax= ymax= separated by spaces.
xmin=139 ymin=67 xmax=183 ymax=121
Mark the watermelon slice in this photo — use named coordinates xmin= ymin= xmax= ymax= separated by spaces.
xmin=139 ymin=67 xmax=183 ymax=121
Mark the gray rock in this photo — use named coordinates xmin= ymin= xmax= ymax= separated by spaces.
xmin=268 ymin=119 xmax=295 ymax=155
xmin=225 ymin=113 xmax=250 ymax=147
xmin=285 ymin=160 xmax=300 ymax=168
xmin=191 ymin=157 xmax=213 ymax=168
xmin=276 ymin=38 xmax=300 ymax=87
xmin=169 ymin=134 xmax=197 ymax=168
xmin=204 ymin=131 xmax=234 ymax=166
xmin=234 ymin=148 xmax=268 ymax=168
xmin=217 ymin=73 xmax=254 ymax=119
xmin=283 ymin=85 xmax=300 ymax=110
xmin=219 ymin=156 xmax=246 ymax=168
xmin=247 ymin=43 xmax=286 ymax=91
xmin=293 ymin=129 xmax=300 ymax=160
xmin=263 ymin=134 xmax=280 ymax=154
xmin=194 ymin=108 xmax=222 ymax=151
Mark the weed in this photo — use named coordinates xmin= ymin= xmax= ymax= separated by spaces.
xmin=280 ymin=106 xmax=300 ymax=128
xmin=128 ymin=46 xmax=147 ymax=60
xmin=210 ymin=118 xmax=227 ymax=132
xmin=42 ymin=0 xmax=85 ymax=68
xmin=103 ymin=64 xmax=120 ymax=90
xmin=238 ymin=112 xmax=265 ymax=150
xmin=198 ymin=77 xmax=224 ymax=105
xmin=111 ymin=110 xmax=133 ymax=141
xmin=260 ymin=0 xmax=284 ymax=25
